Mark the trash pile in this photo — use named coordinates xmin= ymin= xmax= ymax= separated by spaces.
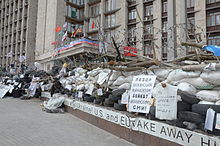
xmin=1 ymin=41 xmax=220 ymax=137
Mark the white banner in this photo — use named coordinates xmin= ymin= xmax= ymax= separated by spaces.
xmin=128 ymin=75 xmax=156 ymax=113
xmin=64 ymin=99 xmax=220 ymax=146
xmin=155 ymin=83 xmax=178 ymax=120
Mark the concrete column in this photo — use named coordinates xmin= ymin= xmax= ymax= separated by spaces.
xmin=136 ymin=0 xmax=144 ymax=56
xmin=167 ymin=0 xmax=176 ymax=60
xmin=153 ymin=0 xmax=162 ymax=60
xmin=176 ymin=0 xmax=187 ymax=57
xmin=195 ymin=0 xmax=206 ymax=45
xmin=116 ymin=0 xmax=127 ymax=46
xmin=84 ymin=0 xmax=89 ymax=37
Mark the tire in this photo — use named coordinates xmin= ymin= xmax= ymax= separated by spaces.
xmin=94 ymin=99 xmax=101 ymax=104
xmin=112 ymin=89 xmax=126 ymax=97
xmin=114 ymin=103 xmax=126 ymax=111
xmin=178 ymin=111 xmax=205 ymax=124
xmin=149 ymin=106 xmax=156 ymax=117
xmin=177 ymin=101 xmax=191 ymax=112
xmin=12 ymin=90 xmax=23 ymax=98
xmin=104 ymin=98 xmax=114 ymax=107
xmin=177 ymin=90 xmax=200 ymax=105
xmin=104 ymin=98 xmax=114 ymax=104
xmin=108 ymin=94 xmax=121 ymax=102
xmin=192 ymin=104 xmax=220 ymax=116
xmin=84 ymin=95 xmax=95 ymax=102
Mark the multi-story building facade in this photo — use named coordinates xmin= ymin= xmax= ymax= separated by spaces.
xmin=0 ymin=0 xmax=38 ymax=68
xmin=35 ymin=0 xmax=220 ymax=70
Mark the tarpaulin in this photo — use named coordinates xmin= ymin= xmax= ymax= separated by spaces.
xmin=202 ymin=45 xmax=220 ymax=56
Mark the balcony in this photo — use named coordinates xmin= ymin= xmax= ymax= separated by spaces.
xmin=66 ymin=1 xmax=84 ymax=9
xmin=143 ymin=34 xmax=153 ymax=40
xmin=207 ymin=25 xmax=220 ymax=33
xmin=127 ymin=0 xmax=136 ymax=7
xmin=143 ymin=15 xmax=153 ymax=22
xmin=128 ymin=19 xmax=137 ymax=25
xmin=65 ymin=15 xmax=84 ymax=24
xmin=206 ymin=2 xmax=220 ymax=10
xmin=87 ymin=0 xmax=101 ymax=6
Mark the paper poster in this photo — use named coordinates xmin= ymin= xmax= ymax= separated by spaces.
xmin=215 ymin=113 xmax=220 ymax=130
xmin=205 ymin=108 xmax=215 ymax=131
xmin=121 ymin=90 xmax=129 ymax=104
xmin=85 ymin=84 xmax=94 ymax=95
xmin=128 ymin=75 xmax=156 ymax=113
xmin=155 ymin=83 xmax=178 ymax=120
xmin=78 ymin=91 xmax=83 ymax=98
xmin=97 ymin=88 xmax=103 ymax=96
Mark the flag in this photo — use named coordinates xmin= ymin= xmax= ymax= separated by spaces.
xmin=124 ymin=46 xmax=137 ymax=56
xmin=73 ymin=28 xmax=83 ymax=37
xmin=55 ymin=26 xmax=61 ymax=32
xmin=6 ymin=51 xmax=12 ymax=57
xmin=202 ymin=45 xmax=220 ymax=56
xmin=51 ymin=41 xmax=60 ymax=45
xmin=92 ymin=21 xmax=95 ymax=29
xmin=62 ymin=31 xmax=68 ymax=41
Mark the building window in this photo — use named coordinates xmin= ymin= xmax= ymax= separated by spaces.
xmin=187 ymin=17 xmax=195 ymax=33
xmin=207 ymin=12 xmax=220 ymax=26
xmin=144 ymin=5 xmax=153 ymax=20
xmin=162 ymin=21 xmax=167 ymax=32
xmin=128 ymin=25 xmax=136 ymax=42
xmin=128 ymin=9 xmax=136 ymax=20
xmin=208 ymin=36 xmax=220 ymax=45
xmin=105 ymin=0 xmax=116 ymax=12
xmin=206 ymin=0 xmax=220 ymax=4
xmin=162 ymin=1 xmax=167 ymax=13
xmin=145 ymin=24 xmax=153 ymax=34
xmin=90 ymin=3 xmax=100 ymax=17
xmin=105 ymin=14 xmax=116 ymax=28
xmin=187 ymin=0 xmax=195 ymax=8
xmin=144 ymin=41 xmax=152 ymax=56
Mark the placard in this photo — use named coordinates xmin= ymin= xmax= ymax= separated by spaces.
xmin=155 ymin=83 xmax=178 ymax=120
xmin=0 ymin=84 xmax=11 ymax=98
xmin=97 ymin=88 xmax=103 ymax=96
xmin=78 ymin=91 xmax=83 ymax=98
xmin=121 ymin=90 xmax=129 ymax=104
xmin=215 ymin=113 xmax=220 ymax=130
xmin=128 ymin=75 xmax=156 ymax=113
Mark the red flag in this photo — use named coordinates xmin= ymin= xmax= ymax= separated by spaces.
xmin=92 ymin=21 xmax=95 ymax=29
xmin=51 ymin=41 xmax=59 ymax=45
xmin=55 ymin=26 xmax=61 ymax=32
xmin=124 ymin=46 xmax=137 ymax=56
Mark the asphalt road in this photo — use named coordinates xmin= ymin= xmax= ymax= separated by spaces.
xmin=0 ymin=98 xmax=135 ymax=146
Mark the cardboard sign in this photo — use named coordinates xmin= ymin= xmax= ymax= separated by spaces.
xmin=155 ymin=83 xmax=178 ymax=120
xmin=128 ymin=75 xmax=156 ymax=113
xmin=0 ymin=84 xmax=11 ymax=98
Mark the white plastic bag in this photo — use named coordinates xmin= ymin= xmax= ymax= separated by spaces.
xmin=200 ymin=70 xmax=220 ymax=86
xmin=196 ymin=90 xmax=220 ymax=102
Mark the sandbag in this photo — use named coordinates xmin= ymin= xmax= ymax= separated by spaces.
xmin=196 ymin=90 xmax=220 ymax=102
xmin=153 ymin=68 xmax=172 ymax=81
xmin=112 ymin=76 xmax=126 ymax=86
xmin=198 ymin=101 xmax=215 ymax=105
xmin=178 ymin=77 xmax=214 ymax=90
xmin=109 ymin=71 xmax=121 ymax=81
xmin=125 ymin=76 xmax=134 ymax=83
xmin=166 ymin=69 xmax=201 ymax=82
xmin=177 ymin=82 xmax=197 ymax=94
xmin=200 ymin=70 xmax=220 ymax=86
xmin=118 ymin=83 xmax=131 ymax=90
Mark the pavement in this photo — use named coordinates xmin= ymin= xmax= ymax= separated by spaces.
xmin=0 ymin=98 xmax=136 ymax=146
